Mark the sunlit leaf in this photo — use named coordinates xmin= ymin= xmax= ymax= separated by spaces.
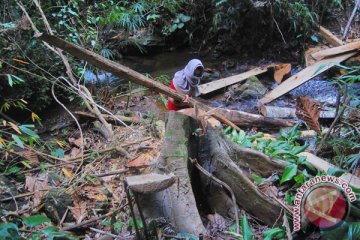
xmin=21 ymin=161 xmax=32 ymax=169
xmin=62 ymin=167 xmax=74 ymax=178
xmin=280 ymin=164 xmax=298 ymax=184
xmin=12 ymin=134 xmax=24 ymax=148
xmin=22 ymin=215 xmax=50 ymax=227
xmin=9 ymin=122 xmax=21 ymax=134
xmin=19 ymin=125 xmax=38 ymax=138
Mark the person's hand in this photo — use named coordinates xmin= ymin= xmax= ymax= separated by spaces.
xmin=183 ymin=94 xmax=191 ymax=103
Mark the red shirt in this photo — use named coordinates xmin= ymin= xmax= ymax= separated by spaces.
xmin=168 ymin=81 xmax=183 ymax=111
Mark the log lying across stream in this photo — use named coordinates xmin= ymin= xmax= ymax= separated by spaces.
xmin=36 ymin=33 xmax=294 ymax=129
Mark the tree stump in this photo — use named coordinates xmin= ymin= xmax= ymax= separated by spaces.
xmin=141 ymin=112 xmax=287 ymax=235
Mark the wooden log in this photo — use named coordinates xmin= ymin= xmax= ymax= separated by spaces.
xmin=311 ymin=41 xmax=360 ymax=61
xmin=274 ymin=64 xmax=291 ymax=83
xmin=260 ymin=105 xmax=336 ymax=119
xmin=298 ymin=152 xmax=360 ymax=189
xmin=37 ymin=33 xmax=294 ymax=129
xmin=319 ymin=26 xmax=344 ymax=47
xmin=216 ymin=108 xmax=296 ymax=128
xmin=75 ymin=111 xmax=141 ymax=124
xmin=259 ymin=52 xmax=357 ymax=104
xmin=198 ymin=66 xmax=269 ymax=95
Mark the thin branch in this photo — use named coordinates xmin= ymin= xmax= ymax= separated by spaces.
xmin=62 ymin=203 xmax=127 ymax=231
xmin=51 ymin=79 xmax=84 ymax=184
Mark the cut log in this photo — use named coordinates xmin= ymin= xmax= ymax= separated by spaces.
xmin=37 ymin=33 xmax=294 ymax=129
xmin=260 ymin=105 xmax=336 ymax=119
xmin=125 ymin=173 xmax=176 ymax=194
xmin=259 ymin=52 xmax=357 ymax=104
xmin=319 ymin=26 xmax=344 ymax=47
xmin=217 ymin=108 xmax=296 ymax=128
xmin=274 ymin=64 xmax=291 ymax=83
xmin=198 ymin=67 xmax=269 ymax=95
xmin=311 ymin=41 xmax=360 ymax=61
xmin=299 ymin=152 xmax=360 ymax=189
xmin=75 ymin=111 xmax=141 ymax=124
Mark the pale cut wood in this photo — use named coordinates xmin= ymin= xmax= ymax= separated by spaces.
xmin=126 ymin=173 xmax=176 ymax=193
xmin=319 ymin=26 xmax=344 ymax=47
xmin=198 ymin=67 xmax=268 ymax=95
xmin=311 ymin=41 xmax=360 ymax=61
xmin=299 ymin=152 xmax=360 ymax=189
xmin=304 ymin=46 xmax=329 ymax=67
xmin=259 ymin=52 xmax=357 ymax=104
xmin=260 ymin=105 xmax=336 ymax=119
xmin=274 ymin=64 xmax=291 ymax=83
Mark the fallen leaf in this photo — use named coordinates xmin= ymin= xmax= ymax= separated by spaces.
xmin=126 ymin=154 xmax=152 ymax=167
xmin=69 ymin=147 xmax=81 ymax=158
xmin=62 ymin=167 xmax=74 ymax=178
xmin=296 ymin=96 xmax=321 ymax=134
xmin=17 ymin=150 xmax=39 ymax=165
xmin=25 ymin=174 xmax=49 ymax=206
xmin=69 ymin=201 xmax=87 ymax=224
xmin=69 ymin=137 xmax=83 ymax=148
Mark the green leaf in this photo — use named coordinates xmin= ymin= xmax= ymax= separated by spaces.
xmin=312 ymin=63 xmax=328 ymax=76
xmin=23 ymin=215 xmax=50 ymax=227
xmin=263 ymin=227 xmax=286 ymax=240
xmin=42 ymin=226 xmax=79 ymax=240
xmin=169 ymin=24 xmax=178 ymax=33
xmin=241 ymin=215 xmax=253 ymax=240
xmin=280 ymin=164 xmax=298 ymax=184
xmin=310 ymin=34 xmax=319 ymax=43
xmin=177 ymin=22 xmax=184 ymax=29
xmin=51 ymin=148 xmax=65 ymax=158
xmin=179 ymin=14 xmax=191 ymax=22
xmin=327 ymin=167 xmax=346 ymax=177
xmin=251 ymin=173 xmax=264 ymax=185
xmin=12 ymin=134 xmax=24 ymax=148
xmin=176 ymin=233 xmax=197 ymax=240
xmin=19 ymin=125 xmax=38 ymax=138
xmin=291 ymin=144 xmax=309 ymax=155
xmin=5 ymin=166 xmax=21 ymax=176
xmin=348 ymin=222 xmax=360 ymax=240
xmin=0 ymin=223 xmax=21 ymax=240
xmin=11 ymin=75 xmax=25 ymax=83
xmin=7 ymin=75 xmax=13 ymax=87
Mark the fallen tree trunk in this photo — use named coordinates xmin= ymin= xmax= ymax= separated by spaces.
xmin=216 ymin=108 xmax=296 ymax=128
xmin=319 ymin=26 xmax=344 ymax=47
xmin=311 ymin=41 xmax=360 ymax=61
xmin=260 ymin=105 xmax=336 ymax=119
xmin=37 ymin=33 xmax=293 ymax=129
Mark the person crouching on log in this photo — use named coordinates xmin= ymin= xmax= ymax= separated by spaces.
xmin=168 ymin=59 xmax=204 ymax=111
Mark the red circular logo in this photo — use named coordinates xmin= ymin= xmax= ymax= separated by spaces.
xmin=302 ymin=183 xmax=349 ymax=229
